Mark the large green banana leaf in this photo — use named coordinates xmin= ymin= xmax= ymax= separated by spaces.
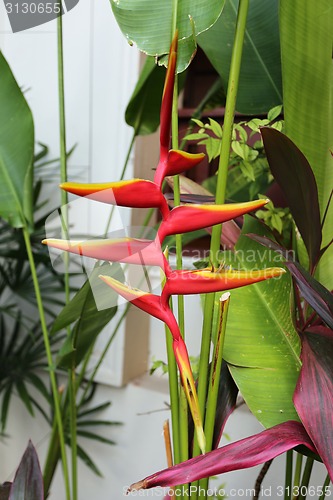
xmin=222 ymin=216 xmax=301 ymax=428
xmin=110 ymin=0 xmax=225 ymax=72
xmin=197 ymin=0 xmax=282 ymax=114
xmin=279 ymin=0 xmax=333 ymax=289
xmin=0 ymin=52 xmax=34 ymax=228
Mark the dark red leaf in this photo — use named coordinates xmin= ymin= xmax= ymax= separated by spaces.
xmin=261 ymin=127 xmax=322 ymax=268
xmin=9 ymin=441 xmax=43 ymax=500
xmin=213 ymin=360 xmax=238 ymax=448
xmin=129 ymin=421 xmax=316 ymax=491
xmin=293 ymin=329 xmax=333 ymax=481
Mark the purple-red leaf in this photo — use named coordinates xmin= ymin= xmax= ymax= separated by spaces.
xmin=261 ymin=127 xmax=322 ymax=269
xmin=129 ymin=421 xmax=316 ymax=491
xmin=293 ymin=328 xmax=333 ymax=481
xmin=213 ymin=361 xmax=238 ymax=448
xmin=9 ymin=441 xmax=43 ymax=500
xmin=248 ymin=234 xmax=333 ymax=329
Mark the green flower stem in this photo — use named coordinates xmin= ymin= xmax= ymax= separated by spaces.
xmin=57 ymin=14 xmax=77 ymax=500
xmin=165 ymin=323 xmax=180 ymax=465
xmin=104 ymin=131 xmax=136 ymax=237
xmin=43 ymin=419 xmax=61 ymax=496
xmin=23 ymin=227 xmax=70 ymax=499
xmin=284 ymin=450 xmax=293 ymax=500
xmin=77 ymin=304 xmax=131 ymax=407
xmin=319 ymin=474 xmax=331 ymax=500
xmin=199 ymin=293 xmax=230 ymax=495
xmin=172 ymin=65 xmax=189 ymax=499
xmin=298 ymin=457 xmax=314 ymax=500
xmin=193 ymin=0 xmax=250 ymax=468
xmin=292 ymin=453 xmax=303 ymax=500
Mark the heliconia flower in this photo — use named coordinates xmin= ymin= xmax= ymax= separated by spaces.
xmin=161 ymin=267 xmax=286 ymax=306
xmin=152 ymin=31 xmax=205 ymax=189
xmin=128 ymin=421 xmax=317 ymax=491
xmin=99 ymin=274 xmax=205 ymax=454
xmin=42 ymin=237 xmax=171 ymax=275
xmin=158 ymin=32 xmax=178 ymax=164
xmin=60 ymin=179 xmax=170 ymax=220
xmin=157 ymin=199 xmax=270 ymax=242
xmin=154 ymin=149 xmax=205 ymax=190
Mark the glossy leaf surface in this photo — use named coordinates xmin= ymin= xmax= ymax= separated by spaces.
xmin=223 ymin=217 xmax=301 ymax=427
xmin=0 ymin=52 xmax=34 ymax=228
xmin=197 ymin=0 xmax=282 ymax=113
xmin=248 ymin=234 xmax=333 ymax=330
xmin=110 ymin=0 xmax=225 ymax=72
xmin=125 ymin=56 xmax=166 ymax=135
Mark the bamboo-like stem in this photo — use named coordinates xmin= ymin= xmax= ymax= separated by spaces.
xmin=193 ymin=0 xmax=250 ymax=468
xmin=104 ymin=131 xmax=136 ymax=237
xmin=199 ymin=294 xmax=230 ymax=494
xmin=43 ymin=419 xmax=61 ymax=496
xmin=23 ymin=227 xmax=70 ymax=499
xmin=298 ymin=457 xmax=314 ymax=500
xmin=284 ymin=450 xmax=293 ymax=500
xmin=163 ymin=420 xmax=176 ymax=500
xmin=318 ymin=474 xmax=331 ymax=500
xmin=292 ymin=453 xmax=303 ymax=500
xmin=165 ymin=323 xmax=181 ymax=464
xmin=57 ymin=14 xmax=76 ymax=500
xmin=253 ymin=460 xmax=273 ymax=499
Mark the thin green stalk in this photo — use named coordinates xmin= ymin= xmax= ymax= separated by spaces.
xmin=193 ymin=0 xmax=250 ymax=464
xmin=57 ymin=14 xmax=77 ymax=500
xmin=43 ymin=419 xmax=61 ymax=496
xmin=104 ymin=131 xmax=136 ymax=237
xmin=78 ymin=304 xmax=131 ymax=407
xmin=23 ymin=227 xmax=70 ymax=499
xmin=200 ymin=294 xmax=230 ymax=494
xmin=285 ymin=450 xmax=293 ymax=500
xmin=319 ymin=474 xmax=331 ymax=500
xmin=165 ymin=324 xmax=180 ymax=464
xmin=292 ymin=453 xmax=303 ymax=500
xmin=172 ymin=62 xmax=189 ymax=500
xmin=298 ymin=457 xmax=314 ymax=500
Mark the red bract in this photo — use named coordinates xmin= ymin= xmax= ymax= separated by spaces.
xmin=161 ymin=267 xmax=285 ymax=304
xmin=43 ymin=237 xmax=170 ymax=274
xmin=157 ymin=199 xmax=269 ymax=242
xmin=99 ymin=275 xmax=205 ymax=453
xmin=60 ymin=179 xmax=170 ymax=220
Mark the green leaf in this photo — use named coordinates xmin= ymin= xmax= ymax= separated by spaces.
xmin=223 ymin=216 xmax=301 ymax=428
xmin=197 ymin=0 xmax=282 ymax=114
xmin=55 ymin=263 xmax=122 ymax=368
xmin=0 ymin=52 xmax=34 ymax=228
xmin=125 ymin=56 xmax=187 ymax=135
xmin=280 ymin=0 xmax=333 ymax=288
xmin=110 ymin=0 xmax=226 ymax=72
xmin=125 ymin=56 xmax=166 ymax=135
